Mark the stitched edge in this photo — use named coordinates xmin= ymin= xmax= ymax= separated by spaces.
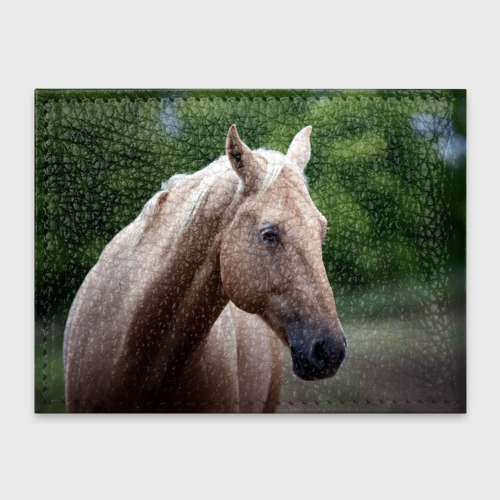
xmin=37 ymin=95 xmax=458 ymax=107
xmin=35 ymin=93 xmax=50 ymax=409
xmin=59 ymin=399 xmax=463 ymax=407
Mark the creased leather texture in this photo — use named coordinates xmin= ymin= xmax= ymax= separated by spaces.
xmin=35 ymin=89 xmax=466 ymax=413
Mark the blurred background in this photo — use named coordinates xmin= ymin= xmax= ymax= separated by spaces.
xmin=35 ymin=89 xmax=465 ymax=412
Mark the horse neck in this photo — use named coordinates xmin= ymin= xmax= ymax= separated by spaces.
xmin=125 ymin=168 xmax=241 ymax=366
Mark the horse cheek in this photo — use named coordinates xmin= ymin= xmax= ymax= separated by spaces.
xmin=220 ymin=239 xmax=265 ymax=314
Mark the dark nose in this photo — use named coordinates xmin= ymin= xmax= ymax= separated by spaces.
xmin=310 ymin=335 xmax=346 ymax=374
xmin=290 ymin=332 xmax=347 ymax=381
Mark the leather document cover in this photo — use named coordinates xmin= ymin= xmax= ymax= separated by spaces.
xmin=35 ymin=89 xmax=466 ymax=413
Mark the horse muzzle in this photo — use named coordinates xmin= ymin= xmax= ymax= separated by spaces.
xmin=287 ymin=323 xmax=347 ymax=381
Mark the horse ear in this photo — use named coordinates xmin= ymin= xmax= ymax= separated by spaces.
xmin=285 ymin=126 xmax=312 ymax=171
xmin=226 ymin=125 xmax=266 ymax=191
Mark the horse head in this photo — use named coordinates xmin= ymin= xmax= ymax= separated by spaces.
xmin=220 ymin=125 xmax=347 ymax=381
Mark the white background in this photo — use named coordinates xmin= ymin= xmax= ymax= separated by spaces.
xmin=1 ymin=1 xmax=498 ymax=499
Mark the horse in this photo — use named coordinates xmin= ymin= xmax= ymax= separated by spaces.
xmin=63 ymin=125 xmax=347 ymax=412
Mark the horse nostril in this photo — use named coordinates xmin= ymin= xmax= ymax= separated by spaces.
xmin=312 ymin=339 xmax=329 ymax=370
xmin=289 ymin=329 xmax=346 ymax=380
xmin=310 ymin=336 xmax=346 ymax=375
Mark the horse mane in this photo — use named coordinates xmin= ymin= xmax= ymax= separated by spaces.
xmin=135 ymin=149 xmax=308 ymax=240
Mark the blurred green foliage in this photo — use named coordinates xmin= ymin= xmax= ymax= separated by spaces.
xmin=35 ymin=89 xmax=465 ymax=320
xmin=35 ymin=90 xmax=465 ymax=412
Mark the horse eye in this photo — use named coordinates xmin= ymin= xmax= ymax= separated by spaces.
xmin=261 ymin=227 xmax=279 ymax=244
